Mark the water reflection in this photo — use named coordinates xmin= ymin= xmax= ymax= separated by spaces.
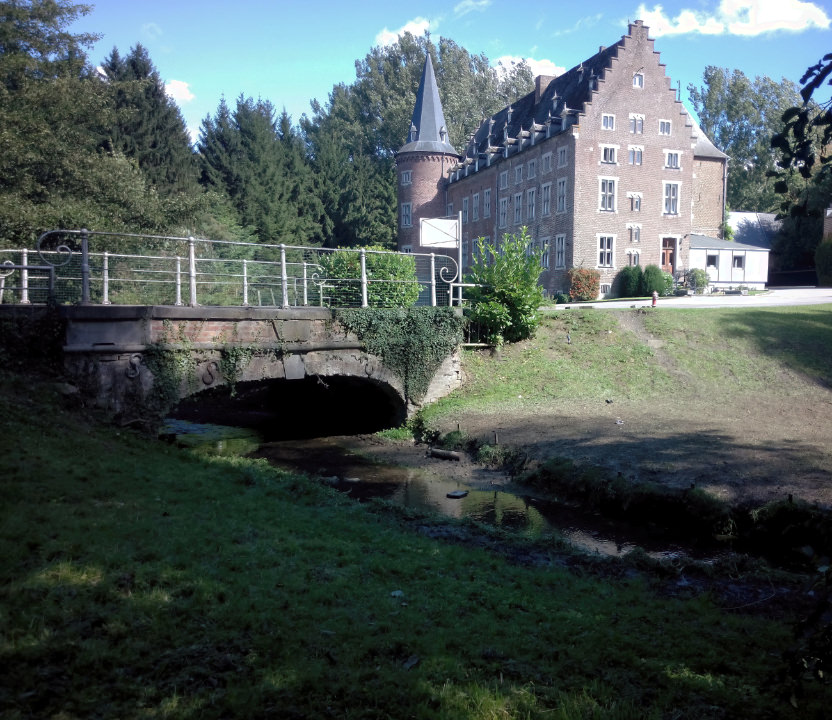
xmin=162 ymin=421 xmax=686 ymax=558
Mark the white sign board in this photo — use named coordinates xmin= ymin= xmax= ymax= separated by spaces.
xmin=420 ymin=217 xmax=459 ymax=249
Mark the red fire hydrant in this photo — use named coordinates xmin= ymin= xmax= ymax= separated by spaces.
xmin=652 ymin=291 xmax=658 ymax=307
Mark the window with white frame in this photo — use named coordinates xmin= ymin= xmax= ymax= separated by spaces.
xmin=540 ymin=237 xmax=550 ymax=268
xmin=513 ymin=192 xmax=522 ymax=224
xmin=462 ymin=197 xmax=469 ymax=223
xmin=665 ymin=151 xmax=680 ymax=169
xmin=401 ymin=202 xmax=412 ymax=227
xmin=629 ymin=193 xmax=642 ymax=212
xmin=733 ymin=255 xmax=744 ymax=269
xmin=499 ymin=171 xmax=508 ymax=189
xmin=659 ymin=119 xmax=671 ymax=135
xmin=707 ymin=254 xmax=718 ymax=268
xmin=499 ymin=197 xmax=508 ymax=227
xmin=663 ymin=182 xmax=680 ymax=214
xmin=541 ymin=182 xmax=551 ymax=215
xmin=628 ymin=224 xmax=641 ymax=243
xmin=602 ymin=114 xmax=615 ymax=130
xmin=629 ymin=114 xmax=644 ymax=134
xmin=400 ymin=170 xmax=412 ymax=185
xmin=483 ymin=188 xmax=491 ymax=218
xmin=528 ymin=159 xmax=536 ymax=179
xmin=599 ymin=177 xmax=616 ymax=212
xmin=628 ymin=146 xmax=643 ymax=165
xmin=556 ymin=178 xmax=567 ymax=213
xmin=472 ymin=193 xmax=479 ymax=221
xmin=628 ymin=250 xmax=640 ymax=266
xmin=601 ymin=145 xmax=617 ymax=164
xmin=598 ymin=235 xmax=614 ymax=267
xmin=515 ymin=166 xmax=523 ymax=184
xmin=542 ymin=152 xmax=552 ymax=173
xmin=557 ymin=146 xmax=568 ymax=167
xmin=401 ymin=244 xmax=413 ymax=253
xmin=555 ymin=234 xmax=566 ymax=268
xmin=633 ymin=72 xmax=644 ymax=88
xmin=527 ymin=187 xmax=536 ymax=221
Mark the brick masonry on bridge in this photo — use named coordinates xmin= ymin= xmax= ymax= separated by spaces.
xmin=1 ymin=304 xmax=462 ymax=423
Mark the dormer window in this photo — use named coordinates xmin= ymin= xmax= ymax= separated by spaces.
xmin=409 ymin=123 xmax=418 ymax=142
xmin=439 ymin=126 xmax=447 ymax=142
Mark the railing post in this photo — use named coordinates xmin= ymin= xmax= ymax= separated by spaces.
xmin=20 ymin=248 xmax=29 ymax=304
xmin=101 ymin=251 xmax=111 ymax=304
xmin=188 ymin=237 xmax=198 ymax=306
xmin=302 ymin=262 xmax=309 ymax=306
xmin=360 ymin=248 xmax=368 ymax=308
xmin=280 ymin=244 xmax=289 ymax=308
xmin=175 ymin=256 xmax=183 ymax=306
xmin=242 ymin=259 xmax=249 ymax=306
xmin=80 ymin=229 xmax=90 ymax=304
xmin=430 ymin=253 xmax=436 ymax=307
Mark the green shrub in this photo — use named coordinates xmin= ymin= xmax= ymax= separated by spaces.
xmin=554 ymin=292 xmax=571 ymax=304
xmin=641 ymin=264 xmax=666 ymax=296
xmin=467 ymin=300 xmax=511 ymax=346
xmin=319 ymin=246 xmax=421 ymax=308
xmin=465 ymin=228 xmax=545 ymax=343
xmin=567 ymin=267 xmax=600 ymax=301
xmin=615 ymin=265 xmax=644 ymax=298
xmin=816 ymin=237 xmax=832 ymax=286
xmin=686 ymin=268 xmax=709 ymax=293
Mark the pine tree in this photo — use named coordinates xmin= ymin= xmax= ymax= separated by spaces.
xmin=100 ymin=44 xmax=197 ymax=193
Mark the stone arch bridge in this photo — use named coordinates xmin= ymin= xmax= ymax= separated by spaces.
xmin=5 ymin=305 xmax=462 ymax=426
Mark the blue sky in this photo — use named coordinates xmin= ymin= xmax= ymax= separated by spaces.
xmin=71 ymin=0 xmax=832 ymax=143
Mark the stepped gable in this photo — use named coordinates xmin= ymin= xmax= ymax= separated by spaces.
xmin=464 ymin=43 xmax=621 ymax=161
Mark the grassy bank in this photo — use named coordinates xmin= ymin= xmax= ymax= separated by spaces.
xmin=0 ymin=372 xmax=827 ymax=718
xmin=422 ymin=304 xmax=832 ymax=418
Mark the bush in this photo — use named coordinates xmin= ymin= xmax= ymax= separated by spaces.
xmin=319 ymin=246 xmax=421 ymax=308
xmin=567 ymin=267 xmax=600 ymax=301
xmin=686 ymin=268 xmax=709 ymax=293
xmin=816 ymin=237 xmax=832 ymax=286
xmin=554 ymin=292 xmax=570 ymax=304
xmin=465 ymin=228 xmax=545 ymax=343
xmin=615 ymin=265 xmax=644 ymax=298
xmin=641 ymin=264 xmax=666 ymax=296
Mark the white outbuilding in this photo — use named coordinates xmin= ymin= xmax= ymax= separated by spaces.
xmin=688 ymin=234 xmax=770 ymax=291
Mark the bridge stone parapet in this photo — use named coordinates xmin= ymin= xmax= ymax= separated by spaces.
xmin=1 ymin=305 xmax=462 ymax=425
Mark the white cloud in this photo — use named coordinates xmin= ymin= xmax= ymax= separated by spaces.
xmin=142 ymin=22 xmax=163 ymax=40
xmin=454 ymin=0 xmax=492 ymax=17
xmin=375 ymin=17 xmax=433 ymax=46
xmin=494 ymin=55 xmax=566 ymax=78
xmin=165 ymin=79 xmax=195 ymax=103
xmin=636 ymin=0 xmax=830 ymax=36
xmin=552 ymin=13 xmax=604 ymax=37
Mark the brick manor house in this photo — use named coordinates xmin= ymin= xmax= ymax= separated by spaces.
xmin=395 ymin=20 xmax=728 ymax=297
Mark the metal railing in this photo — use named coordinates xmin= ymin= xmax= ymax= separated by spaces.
xmin=0 ymin=230 xmax=461 ymax=308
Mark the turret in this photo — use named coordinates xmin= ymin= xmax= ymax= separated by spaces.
xmin=395 ymin=54 xmax=460 ymax=251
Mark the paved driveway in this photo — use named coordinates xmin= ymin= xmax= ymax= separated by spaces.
xmin=552 ymin=287 xmax=832 ymax=310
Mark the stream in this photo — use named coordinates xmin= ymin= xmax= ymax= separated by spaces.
xmin=161 ymin=419 xmax=697 ymax=560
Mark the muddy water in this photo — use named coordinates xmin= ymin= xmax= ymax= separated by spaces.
xmin=163 ymin=420 xmax=690 ymax=558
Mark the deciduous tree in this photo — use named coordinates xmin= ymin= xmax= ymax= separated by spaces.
xmin=688 ymin=67 xmax=802 ymax=212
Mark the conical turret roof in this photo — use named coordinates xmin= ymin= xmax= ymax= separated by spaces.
xmin=398 ymin=54 xmax=459 ymax=155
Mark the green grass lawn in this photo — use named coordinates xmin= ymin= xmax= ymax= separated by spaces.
xmin=421 ymin=304 xmax=832 ymax=423
xmin=1 ymin=368 xmax=829 ymax=718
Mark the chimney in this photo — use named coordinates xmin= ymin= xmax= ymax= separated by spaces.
xmin=534 ymin=75 xmax=558 ymax=104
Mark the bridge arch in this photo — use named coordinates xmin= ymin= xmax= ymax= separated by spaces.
xmin=50 ymin=305 xmax=461 ymax=426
